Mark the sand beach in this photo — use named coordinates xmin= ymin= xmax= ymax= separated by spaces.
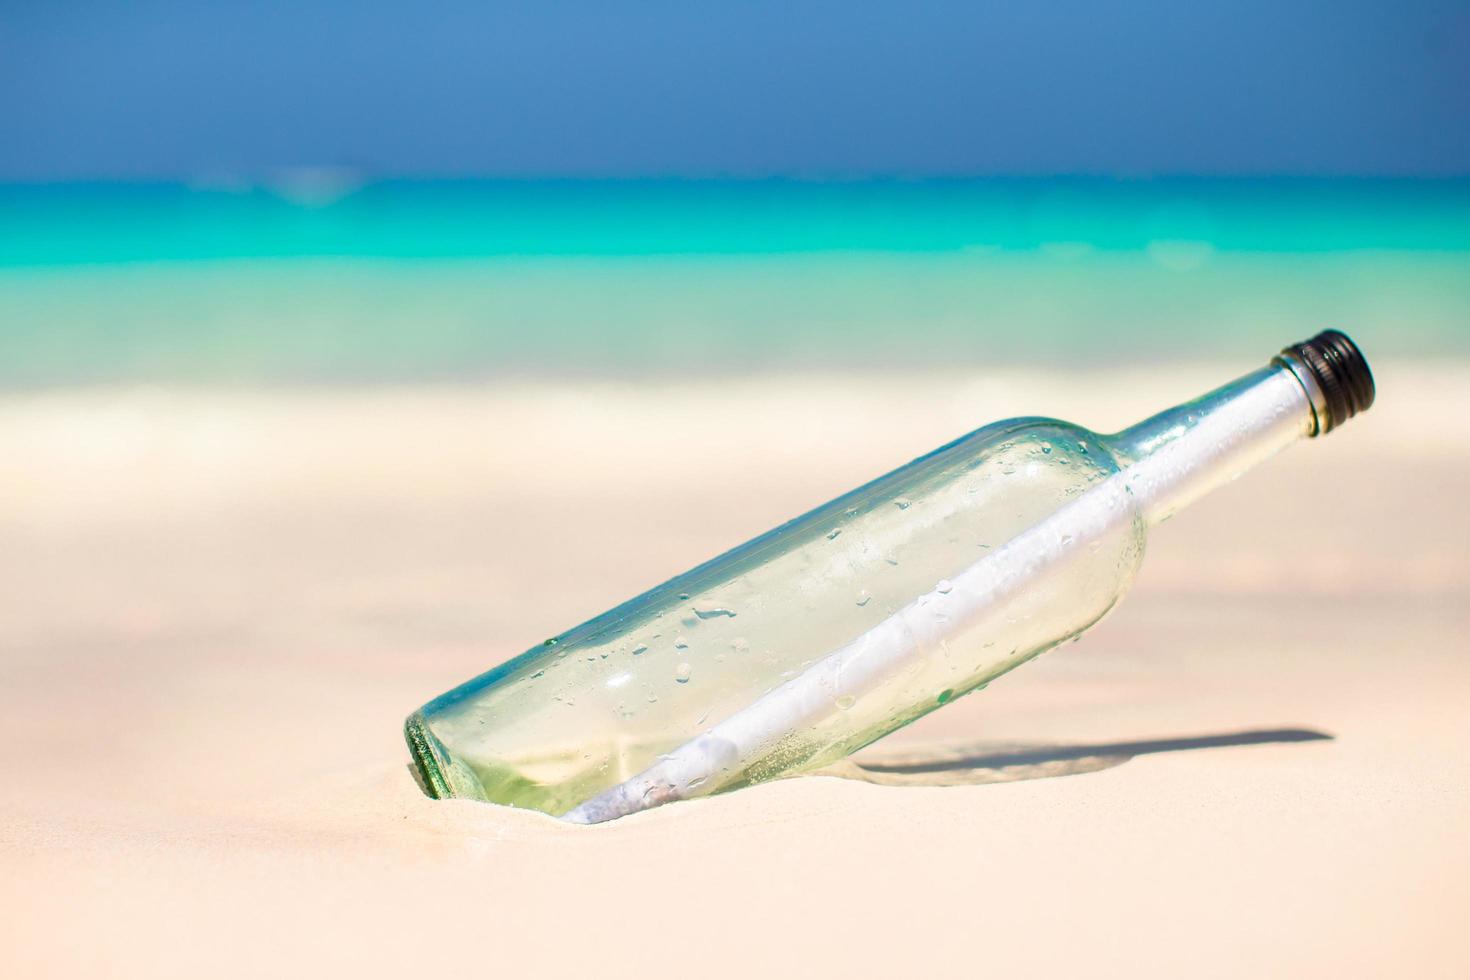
xmin=2 ymin=361 xmax=1467 ymax=977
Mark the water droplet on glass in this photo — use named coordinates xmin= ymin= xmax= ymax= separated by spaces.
xmin=884 ymin=556 xmax=900 ymax=566
xmin=674 ymin=635 xmax=689 ymax=649
xmin=677 ymin=593 xmax=690 ymax=600
xmin=542 ymin=637 xmax=558 ymax=647
xmin=937 ymin=688 xmax=955 ymax=704
xmin=844 ymin=507 xmax=859 ymax=517
xmin=646 ymin=689 xmax=659 ymax=703
xmin=631 ymin=644 xmax=648 ymax=656
xmin=936 ymin=579 xmax=953 ymax=594
xmin=1041 ymin=442 xmax=1053 ymax=454
xmin=687 ymin=775 xmax=707 ymax=789
xmin=693 ymin=602 xmax=737 ymax=619
xmin=531 ymin=670 xmax=545 ymax=679
xmin=675 ymin=662 xmax=692 ymax=683
xmin=894 ymin=497 xmax=912 ymax=510
xmin=856 ymin=591 xmax=871 ymax=607
xmin=835 ymin=694 xmax=856 ymax=710
xmin=827 ymin=527 xmax=842 ymax=540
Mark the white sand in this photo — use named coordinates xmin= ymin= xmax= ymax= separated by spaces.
xmin=3 ymin=363 xmax=1468 ymax=977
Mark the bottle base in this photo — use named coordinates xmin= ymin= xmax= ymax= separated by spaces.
xmin=404 ymin=711 xmax=491 ymax=801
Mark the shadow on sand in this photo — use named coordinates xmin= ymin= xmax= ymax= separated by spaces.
xmin=817 ymin=727 xmax=1334 ymax=788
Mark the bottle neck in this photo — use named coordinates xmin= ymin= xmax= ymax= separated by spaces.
xmin=1107 ymin=363 xmax=1317 ymax=526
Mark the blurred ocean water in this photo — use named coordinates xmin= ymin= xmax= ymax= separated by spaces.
xmin=2 ymin=179 xmax=1467 ymax=384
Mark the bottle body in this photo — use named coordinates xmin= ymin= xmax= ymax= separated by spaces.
xmin=408 ymin=417 xmax=1146 ymax=817
xmin=408 ymin=332 xmax=1374 ymax=823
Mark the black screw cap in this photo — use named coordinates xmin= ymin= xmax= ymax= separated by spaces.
xmin=1278 ymin=329 xmax=1375 ymax=435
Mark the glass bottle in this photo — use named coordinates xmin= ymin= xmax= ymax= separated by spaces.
xmin=405 ymin=331 xmax=1375 ymax=823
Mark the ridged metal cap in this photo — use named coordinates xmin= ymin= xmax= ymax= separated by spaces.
xmin=1274 ymin=330 xmax=1376 ymax=436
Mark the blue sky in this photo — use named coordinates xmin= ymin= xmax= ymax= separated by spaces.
xmin=2 ymin=1 xmax=1468 ymax=180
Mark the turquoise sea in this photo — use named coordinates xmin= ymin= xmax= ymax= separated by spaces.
xmin=2 ymin=179 xmax=1468 ymax=385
